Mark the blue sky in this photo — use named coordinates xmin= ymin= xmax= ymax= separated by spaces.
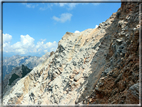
xmin=2 ymin=2 xmax=121 ymax=57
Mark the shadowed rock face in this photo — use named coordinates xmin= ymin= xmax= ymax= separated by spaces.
xmin=3 ymin=2 xmax=140 ymax=105
xmin=3 ymin=65 xmax=32 ymax=96
xmin=8 ymin=73 xmax=19 ymax=85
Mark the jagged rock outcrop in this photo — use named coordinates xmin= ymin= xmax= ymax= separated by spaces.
xmin=3 ymin=1 xmax=140 ymax=105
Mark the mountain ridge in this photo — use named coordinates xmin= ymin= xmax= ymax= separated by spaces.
xmin=2 ymin=1 xmax=140 ymax=105
xmin=2 ymin=52 xmax=50 ymax=79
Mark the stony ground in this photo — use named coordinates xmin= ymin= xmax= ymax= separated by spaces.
xmin=2 ymin=1 xmax=140 ymax=106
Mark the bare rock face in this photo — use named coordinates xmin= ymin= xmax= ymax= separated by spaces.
xmin=125 ymin=83 xmax=139 ymax=104
xmin=3 ymin=1 xmax=140 ymax=105
xmin=83 ymin=2 xmax=140 ymax=104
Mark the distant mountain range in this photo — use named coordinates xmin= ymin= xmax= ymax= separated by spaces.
xmin=2 ymin=52 xmax=50 ymax=79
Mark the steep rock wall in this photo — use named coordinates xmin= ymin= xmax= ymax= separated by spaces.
xmin=84 ymin=2 xmax=140 ymax=104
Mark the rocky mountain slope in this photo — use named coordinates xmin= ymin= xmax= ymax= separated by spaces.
xmin=2 ymin=52 xmax=50 ymax=79
xmin=3 ymin=2 xmax=140 ymax=105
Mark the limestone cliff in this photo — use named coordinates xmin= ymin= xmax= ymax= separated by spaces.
xmin=3 ymin=1 xmax=140 ymax=105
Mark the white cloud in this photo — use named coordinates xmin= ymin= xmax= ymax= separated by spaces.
xmin=21 ymin=35 xmax=34 ymax=46
xmin=10 ymin=35 xmax=35 ymax=54
xmin=3 ymin=34 xmax=58 ymax=55
xmin=58 ymin=3 xmax=67 ymax=7
xmin=3 ymin=33 xmax=12 ymax=43
xmin=53 ymin=13 xmax=72 ymax=23
xmin=57 ymin=3 xmax=78 ymax=10
xmin=22 ymin=2 xmax=101 ymax=11
xmin=67 ymin=3 xmax=77 ymax=10
xmin=74 ymin=30 xmax=80 ymax=33
xmin=39 ymin=2 xmax=98 ymax=11
xmin=39 ymin=3 xmax=53 ymax=11
xmin=2 ymin=33 xmax=12 ymax=53
xmin=95 ymin=25 xmax=98 ymax=28
xmin=55 ymin=2 xmax=101 ymax=10
xmin=22 ymin=3 xmax=38 ymax=8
